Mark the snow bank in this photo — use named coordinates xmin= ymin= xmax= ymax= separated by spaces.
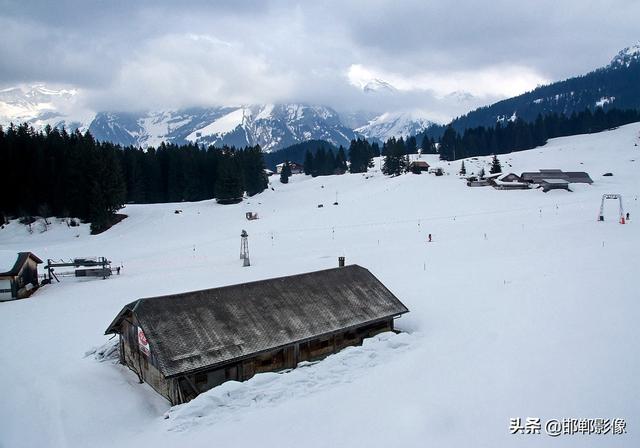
xmin=165 ymin=332 xmax=414 ymax=431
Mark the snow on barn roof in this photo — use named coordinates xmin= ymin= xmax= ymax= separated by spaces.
xmin=0 ymin=251 xmax=42 ymax=276
xmin=105 ymin=265 xmax=409 ymax=378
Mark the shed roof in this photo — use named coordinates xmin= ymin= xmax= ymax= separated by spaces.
xmin=0 ymin=252 xmax=43 ymax=276
xmin=105 ymin=265 xmax=408 ymax=378
xmin=541 ymin=178 xmax=569 ymax=185
xmin=564 ymin=172 xmax=593 ymax=183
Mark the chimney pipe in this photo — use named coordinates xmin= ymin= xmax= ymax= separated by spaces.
xmin=338 ymin=256 xmax=345 ymax=267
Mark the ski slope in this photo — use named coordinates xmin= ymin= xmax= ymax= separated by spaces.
xmin=1 ymin=123 xmax=639 ymax=448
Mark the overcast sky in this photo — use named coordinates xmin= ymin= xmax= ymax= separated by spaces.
xmin=1 ymin=0 xmax=638 ymax=122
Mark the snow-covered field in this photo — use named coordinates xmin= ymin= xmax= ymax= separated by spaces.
xmin=1 ymin=123 xmax=640 ymax=447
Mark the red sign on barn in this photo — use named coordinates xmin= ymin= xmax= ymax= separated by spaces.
xmin=138 ymin=327 xmax=150 ymax=357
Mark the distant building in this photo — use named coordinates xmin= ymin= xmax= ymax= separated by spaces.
xmin=466 ymin=176 xmax=490 ymax=187
xmin=539 ymin=178 xmax=570 ymax=192
xmin=276 ymin=162 xmax=303 ymax=174
xmin=0 ymin=252 xmax=43 ymax=301
xmin=521 ymin=169 xmax=593 ymax=185
xmin=105 ymin=265 xmax=409 ymax=404
xmin=408 ymin=160 xmax=430 ymax=172
xmin=492 ymin=173 xmax=531 ymax=190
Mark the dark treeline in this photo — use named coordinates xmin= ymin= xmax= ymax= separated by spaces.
xmin=438 ymin=107 xmax=640 ymax=161
xmin=0 ymin=123 xmax=268 ymax=233
xmin=303 ymin=145 xmax=348 ymax=176
xmin=300 ymin=138 xmax=380 ymax=176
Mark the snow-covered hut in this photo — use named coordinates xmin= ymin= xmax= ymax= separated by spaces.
xmin=492 ymin=173 xmax=531 ymax=190
xmin=0 ymin=251 xmax=43 ymax=301
xmin=276 ymin=162 xmax=303 ymax=174
xmin=539 ymin=178 xmax=570 ymax=192
xmin=105 ymin=265 xmax=409 ymax=404
xmin=408 ymin=160 xmax=430 ymax=172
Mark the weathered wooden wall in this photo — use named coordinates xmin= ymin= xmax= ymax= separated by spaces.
xmin=118 ymin=316 xmax=394 ymax=405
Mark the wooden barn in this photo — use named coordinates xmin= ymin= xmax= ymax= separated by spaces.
xmin=105 ymin=265 xmax=409 ymax=404
xmin=0 ymin=252 xmax=43 ymax=301
xmin=408 ymin=160 xmax=430 ymax=173
xmin=521 ymin=169 xmax=593 ymax=185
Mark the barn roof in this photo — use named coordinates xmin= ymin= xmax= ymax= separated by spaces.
xmin=0 ymin=252 xmax=42 ymax=276
xmin=105 ymin=265 xmax=408 ymax=378
xmin=564 ymin=172 xmax=593 ymax=184
xmin=521 ymin=170 xmax=593 ymax=184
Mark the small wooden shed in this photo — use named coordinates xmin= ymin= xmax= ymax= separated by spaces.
xmin=409 ymin=160 xmax=430 ymax=173
xmin=0 ymin=252 xmax=43 ymax=301
xmin=105 ymin=265 xmax=409 ymax=404
xmin=539 ymin=178 xmax=570 ymax=192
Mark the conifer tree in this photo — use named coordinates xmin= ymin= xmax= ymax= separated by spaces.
xmin=335 ymin=146 xmax=348 ymax=173
xmin=459 ymin=161 xmax=466 ymax=175
xmin=303 ymin=149 xmax=314 ymax=175
xmin=215 ymin=149 xmax=243 ymax=203
xmin=489 ymin=155 xmax=502 ymax=174
xmin=241 ymin=145 xmax=268 ymax=196
xmin=324 ymin=149 xmax=336 ymax=175
xmin=406 ymin=136 xmax=417 ymax=154
xmin=280 ymin=161 xmax=292 ymax=184
xmin=382 ymin=137 xmax=406 ymax=176
xmin=313 ymin=147 xmax=326 ymax=177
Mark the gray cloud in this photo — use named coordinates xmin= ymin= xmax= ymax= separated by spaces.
xmin=0 ymin=0 xmax=638 ymax=122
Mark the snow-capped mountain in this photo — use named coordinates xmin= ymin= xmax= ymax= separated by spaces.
xmin=88 ymin=104 xmax=359 ymax=151
xmin=355 ymin=111 xmax=437 ymax=141
xmin=609 ymin=42 xmax=640 ymax=68
xmin=436 ymin=42 xmax=640 ymax=134
xmin=362 ymin=79 xmax=397 ymax=94
xmin=0 ymin=84 xmax=91 ymax=132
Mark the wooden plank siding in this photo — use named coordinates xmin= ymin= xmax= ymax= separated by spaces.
xmin=119 ymin=316 xmax=394 ymax=405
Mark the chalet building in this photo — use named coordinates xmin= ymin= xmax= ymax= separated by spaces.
xmin=491 ymin=173 xmax=531 ymax=190
xmin=521 ymin=169 xmax=593 ymax=185
xmin=408 ymin=160 xmax=430 ymax=172
xmin=0 ymin=252 xmax=43 ymax=301
xmin=276 ymin=162 xmax=303 ymax=174
xmin=105 ymin=265 xmax=409 ymax=404
xmin=539 ymin=178 xmax=570 ymax=192
xmin=466 ymin=176 xmax=490 ymax=187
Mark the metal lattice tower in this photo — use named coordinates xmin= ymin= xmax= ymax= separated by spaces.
xmin=240 ymin=229 xmax=250 ymax=266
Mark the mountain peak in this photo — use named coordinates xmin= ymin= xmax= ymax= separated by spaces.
xmin=356 ymin=111 xmax=437 ymax=141
xmin=610 ymin=43 xmax=640 ymax=67
xmin=362 ymin=79 xmax=397 ymax=94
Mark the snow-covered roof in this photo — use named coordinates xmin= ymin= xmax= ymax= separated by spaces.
xmin=0 ymin=251 xmax=18 ymax=273
xmin=105 ymin=265 xmax=409 ymax=378
xmin=494 ymin=179 xmax=529 ymax=187
xmin=497 ymin=173 xmax=519 ymax=181
xmin=541 ymin=178 xmax=569 ymax=184
xmin=0 ymin=251 xmax=43 ymax=276
xmin=484 ymin=173 xmax=502 ymax=179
